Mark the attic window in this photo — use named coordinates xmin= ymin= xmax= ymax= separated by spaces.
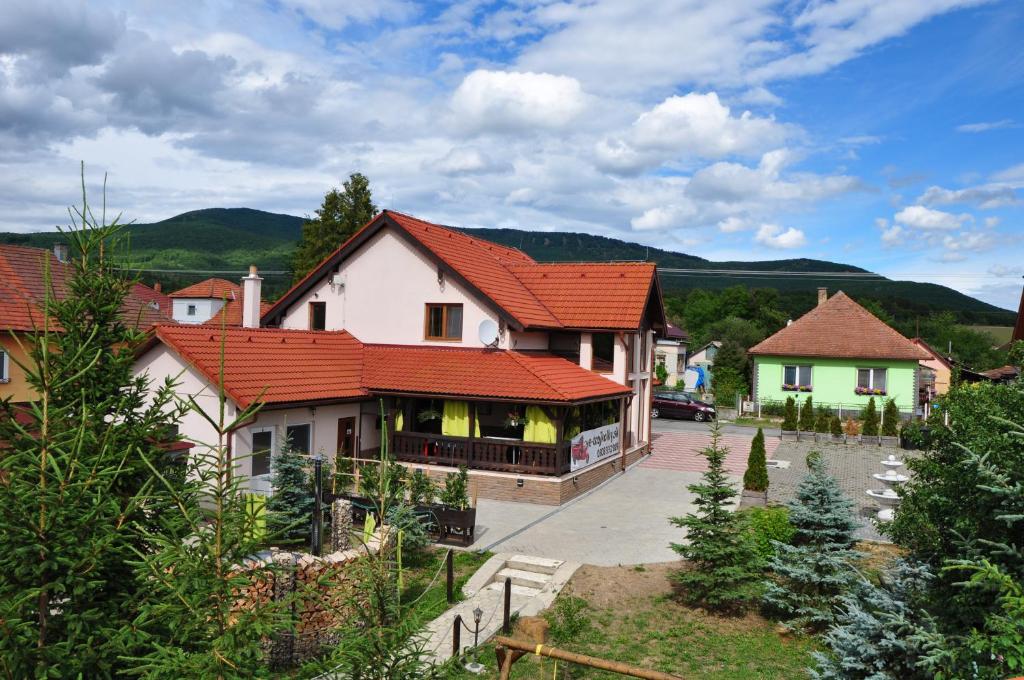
xmin=425 ymin=303 xmax=462 ymax=341
xmin=187 ymin=304 xmax=197 ymax=316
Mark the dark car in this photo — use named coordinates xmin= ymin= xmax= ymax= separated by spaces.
xmin=651 ymin=392 xmax=716 ymax=421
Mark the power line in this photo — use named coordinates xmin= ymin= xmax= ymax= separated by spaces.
xmin=116 ymin=267 xmax=291 ymax=275
xmin=657 ymin=268 xmax=1012 ymax=281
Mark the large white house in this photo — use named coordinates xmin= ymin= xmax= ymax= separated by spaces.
xmin=135 ymin=210 xmax=667 ymax=505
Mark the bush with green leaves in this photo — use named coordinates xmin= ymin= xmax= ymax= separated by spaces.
xmin=882 ymin=398 xmax=900 ymax=436
xmin=763 ymin=457 xmax=860 ymax=631
xmin=743 ymin=506 xmax=796 ymax=559
xmin=671 ymin=421 xmax=764 ymax=612
xmin=899 ymin=419 xmax=927 ymax=449
xmin=829 ymin=415 xmax=843 ymax=437
xmin=782 ymin=396 xmax=798 ymax=431
xmin=861 ymin=398 xmax=879 ymax=437
xmin=743 ymin=427 xmax=769 ymax=492
xmin=267 ymin=445 xmax=314 ymax=543
xmin=439 ymin=466 xmax=470 ymax=510
xmin=544 ymin=596 xmax=593 ymax=644
xmin=799 ymin=396 xmax=816 ymax=432
xmin=655 ymin=362 xmax=669 ymax=385
xmin=407 ymin=469 xmax=437 ymax=506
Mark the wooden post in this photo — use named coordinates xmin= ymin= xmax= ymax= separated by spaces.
xmin=502 ymin=577 xmax=512 ymax=634
xmin=494 ymin=635 xmax=684 ymax=679
xmin=446 ymin=549 xmax=454 ymax=604
xmin=452 ymin=614 xmax=462 ymax=659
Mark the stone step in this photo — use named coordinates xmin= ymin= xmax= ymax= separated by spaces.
xmin=506 ymin=554 xmax=563 ymax=575
xmin=495 ymin=567 xmax=551 ymax=590
xmin=484 ymin=581 xmax=542 ymax=598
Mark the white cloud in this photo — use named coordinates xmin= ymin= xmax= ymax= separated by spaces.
xmin=893 ymin=205 xmax=972 ymax=231
xmin=956 ymin=119 xmax=1016 ymax=133
xmin=880 ymin=224 xmax=905 ymax=246
xmin=630 ymin=204 xmax=697 ymax=231
xmin=717 ymin=216 xmax=747 ymax=233
xmin=450 ymin=70 xmax=588 ymax=134
xmin=755 ymin=223 xmax=806 ymax=249
xmin=918 ymin=185 xmax=1018 ymax=209
xmin=276 ymin=0 xmax=416 ymax=30
xmin=736 ymin=86 xmax=782 ymax=107
xmin=431 ymin=147 xmax=510 ymax=176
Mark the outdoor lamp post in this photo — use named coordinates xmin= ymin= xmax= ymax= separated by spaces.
xmin=464 ymin=606 xmax=485 ymax=674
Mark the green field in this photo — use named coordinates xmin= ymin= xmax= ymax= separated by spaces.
xmin=970 ymin=325 xmax=1014 ymax=346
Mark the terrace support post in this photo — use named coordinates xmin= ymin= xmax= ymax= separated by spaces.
xmin=619 ymin=397 xmax=628 ymax=472
xmin=446 ymin=549 xmax=454 ymax=604
xmin=468 ymin=403 xmax=477 ymax=467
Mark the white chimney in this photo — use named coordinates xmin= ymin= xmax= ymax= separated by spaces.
xmin=817 ymin=287 xmax=828 ymax=306
xmin=53 ymin=243 xmax=69 ymax=263
xmin=242 ymin=265 xmax=262 ymax=329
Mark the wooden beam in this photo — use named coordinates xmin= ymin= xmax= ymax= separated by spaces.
xmin=494 ymin=636 xmax=684 ymax=680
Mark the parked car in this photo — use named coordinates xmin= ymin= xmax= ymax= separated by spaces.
xmin=651 ymin=392 xmax=716 ymax=421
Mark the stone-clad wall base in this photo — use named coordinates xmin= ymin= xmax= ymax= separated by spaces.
xmin=397 ymin=443 xmax=650 ymax=506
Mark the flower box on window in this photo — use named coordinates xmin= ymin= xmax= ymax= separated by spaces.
xmin=781 ymin=384 xmax=811 ymax=392
xmin=854 ymin=386 xmax=886 ymax=396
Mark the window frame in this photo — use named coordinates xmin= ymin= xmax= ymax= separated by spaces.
xmin=249 ymin=426 xmax=276 ymax=478
xmin=308 ymin=301 xmax=327 ymax=331
xmin=423 ymin=303 xmax=464 ymax=341
xmin=857 ymin=367 xmax=888 ymax=392
xmin=285 ymin=423 xmax=312 ymax=454
xmin=0 ymin=349 xmax=8 ymax=383
xmin=782 ymin=364 xmax=812 ymax=389
xmin=186 ymin=304 xmax=197 ymax=317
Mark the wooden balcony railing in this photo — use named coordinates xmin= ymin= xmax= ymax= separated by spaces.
xmin=391 ymin=431 xmax=570 ymax=476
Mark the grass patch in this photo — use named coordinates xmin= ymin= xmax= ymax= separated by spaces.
xmin=732 ymin=417 xmax=782 ymax=429
xmin=400 ymin=548 xmax=491 ymax=628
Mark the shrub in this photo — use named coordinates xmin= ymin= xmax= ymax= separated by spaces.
xmin=830 ymin=415 xmax=843 ymax=437
xmin=882 ymin=398 xmax=900 ymax=437
xmin=407 ymin=469 xmax=436 ymax=506
xmin=844 ymin=417 xmax=861 ymax=436
xmin=899 ymin=419 xmax=926 ymax=449
xmin=861 ymin=398 xmax=879 ymax=437
xmin=782 ymin=397 xmax=798 ymax=431
xmin=544 ymin=596 xmax=592 ymax=644
xmin=761 ymin=399 xmax=786 ymax=417
xmin=743 ymin=428 xmax=769 ymax=492
xmin=814 ymin=406 xmax=831 ymax=433
xmin=439 ymin=466 xmax=470 ymax=510
xmin=744 ymin=506 xmax=796 ymax=559
xmin=655 ymin=362 xmax=669 ymax=384
xmin=799 ymin=396 xmax=816 ymax=432
xmin=267 ymin=445 xmax=314 ymax=543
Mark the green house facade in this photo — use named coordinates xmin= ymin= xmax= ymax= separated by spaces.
xmin=749 ymin=290 xmax=929 ymax=415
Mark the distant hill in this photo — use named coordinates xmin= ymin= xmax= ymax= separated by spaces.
xmin=0 ymin=208 xmax=1014 ymax=324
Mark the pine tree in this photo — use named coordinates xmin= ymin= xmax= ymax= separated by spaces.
xmin=743 ymin=427 xmax=769 ymax=492
xmin=862 ymin=398 xmax=879 ymax=437
xmin=292 ymin=173 xmax=377 ymax=281
xmin=763 ymin=456 xmax=860 ymax=631
xmin=671 ymin=421 xmax=764 ymax=612
xmin=0 ymin=173 xmax=184 ymax=676
xmin=811 ymin=560 xmax=940 ymax=679
xmin=830 ymin=415 xmax=843 ymax=437
xmin=799 ymin=396 xmax=816 ymax=432
xmin=782 ymin=396 xmax=798 ymax=431
xmin=267 ymin=444 xmax=314 ymax=543
xmin=814 ymin=406 xmax=831 ymax=433
xmin=882 ymin=398 xmax=900 ymax=437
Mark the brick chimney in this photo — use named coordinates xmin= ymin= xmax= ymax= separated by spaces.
xmin=817 ymin=287 xmax=828 ymax=306
xmin=242 ymin=265 xmax=262 ymax=329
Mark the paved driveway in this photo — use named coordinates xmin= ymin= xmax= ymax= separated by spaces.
xmin=472 ymin=426 xmax=763 ymax=565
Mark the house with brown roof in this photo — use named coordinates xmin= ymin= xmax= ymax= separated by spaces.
xmin=1 ymin=243 xmax=171 ymax=402
xmin=169 ymin=274 xmax=271 ymax=326
xmin=135 ymin=210 xmax=666 ymax=504
xmin=748 ymin=288 xmax=929 ymax=415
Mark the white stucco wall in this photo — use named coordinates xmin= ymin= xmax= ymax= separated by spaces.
xmin=172 ymin=298 xmax=225 ymax=324
xmin=278 ymin=229 xmax=504 ymax=347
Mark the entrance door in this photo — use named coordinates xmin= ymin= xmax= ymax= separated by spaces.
xmin=337 ymin=417 xmax=356 ymax=458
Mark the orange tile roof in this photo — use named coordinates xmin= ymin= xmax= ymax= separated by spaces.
xmin=147 ymin=327 xmax=629 ymax=408
xmin=363 ymin=345 xmax=630 ymax=402
xmin=0 ymin=244 xmax=170 ymax=332
xmin=169 ymin=278 xmax=240 ymax=299
xmin=263 ymin=210 xmax=662 ymax=331
xmin=150 ymin=325 xmax=366 ymax=408
xmin=749 ymin=292 xmax=930 ymax=361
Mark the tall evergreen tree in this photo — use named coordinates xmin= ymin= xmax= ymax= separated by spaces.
xmin=881 ymin=398 xmax=899 ymax=437
xmin=862 ymin=398 xmax=879 ymax=437
xmin=292 ymin=173 xmax=377 ymax=281
xmin=799 ymin=396 xmax=816 ymax=431
xmin=782 ymin=396 xmax=798 ymax=431
xmin=814 ymin=406 xmax=831 ymax=434
xmin=267 ymin=444 xmax=314 ymax=543
xmin=0 ymin=172 xmax=184 ymax=676
xmin=743 ymin=427 xmax=769 ymax=492
xmin=671 ymin=421 xmax=763 ymax=612
xmin=763 ymin=456 xmax=860 ymax=631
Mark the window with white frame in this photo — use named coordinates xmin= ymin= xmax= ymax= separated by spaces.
xmin=0 ymin=349 xmax=8 ymax=382
xmin=187 ymin=304 xmax=197 ymax=316
xmin=857 ymin=368 xmax=887 ymax=393
xmin=250 ymin=427 xmax=275 ymax=477
xmin=285 ymin=423 xmax=311 ymax=454
xmin=783 ymin=364 xmax=812 ymax=389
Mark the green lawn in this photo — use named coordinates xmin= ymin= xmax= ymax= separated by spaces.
xmin=731 ymin=416 xmax=783 ymax=429
xmin=401 ymin=548 xmax=492 ymax=628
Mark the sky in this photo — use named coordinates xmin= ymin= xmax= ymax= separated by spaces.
xmin=1 ymin=0 xmax=1023 ymax=310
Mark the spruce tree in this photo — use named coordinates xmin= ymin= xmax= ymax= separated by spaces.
xmin=763 ymin=456 xmax=860 ymax=631
xmin=267 ymin=444 xmax=314 ymax=543
xmin=292 ymin=173 xmax=376 ymax=281
xmin=882 ymin=398 xmax=899 ymax=437
xmin=671 ymin=421 xmax=763 ymax=612
xmin=862 ymin=398 xmax=879 ymax=437
xmin=830 ymin=415 xmax=843 ymax=437
xmin=782 ymin=396 xmax=798 ymax=431
xmin=743 ymin=427 xmax=769 ymax=492
xmin=814 ymin=406 xmax=831 ymax=433
xmin=799 ymin=396 xmax=816 ymax=432
xmin=0 ymin=174 xmax=184 ymax=676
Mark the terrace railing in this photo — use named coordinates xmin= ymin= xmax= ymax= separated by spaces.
xmin=391 ymin=431 xmax=570 ymax=476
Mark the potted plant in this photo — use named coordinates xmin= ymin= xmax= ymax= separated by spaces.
xmin=435 ymin=466 xmax=475 ymax=545
xmin=780 ymin=396 xmax=798 ymax=441
xmin=798 ymin=396 xmax=815 ymax=440
xmin=829 ymin=415 xmax=844 ymax=443
xmin=813 ymin=406 xmax=831 ymax=442
xmin=880 ymin=398 xmax=900 ymax=447
xmin=860 ymin=397 xmax=880 ymax=445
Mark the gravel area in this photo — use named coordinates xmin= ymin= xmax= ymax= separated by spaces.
xmin=766 ymin=438 xmax=916 ymax=542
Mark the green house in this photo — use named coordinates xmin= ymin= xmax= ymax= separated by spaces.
xmin=749 ymin=290 xmax=929 ymax=415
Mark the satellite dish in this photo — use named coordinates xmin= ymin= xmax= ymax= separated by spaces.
xmin=478 ymin=319 xmax=499 ymax=347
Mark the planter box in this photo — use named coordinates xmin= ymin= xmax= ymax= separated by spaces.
xmin=880 ymin=436 xmax=900 ymax=448
xmin=831 ymin=434 xmax=845 ymax=444
xmin=859 ymin=435 xmax=881 ymax=446
xmin=780 ymin=430 xmax=798 ymax=441
xmin=434 ymin=507 xmax=476 ymax=546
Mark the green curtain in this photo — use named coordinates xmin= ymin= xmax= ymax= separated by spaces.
xmin=524 ymin=405 xmax=557 ymax=444
xmin=564 ymin=407 xmax=582 ymax=441
xmin=442 ymin=401 xmax=481 ymax=437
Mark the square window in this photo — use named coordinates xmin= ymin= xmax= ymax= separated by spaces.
xmin=187 ymin=304 xmax=197 ymax=316
xmin=424 ymin=304 xmax=463 ymax=341
xmin=784 ymin=364 xmax=812 ymax=388
xmin=308 ymin=301 xmax=327 ymax=331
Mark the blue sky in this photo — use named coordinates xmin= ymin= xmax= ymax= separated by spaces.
xmin=1 ymin=0 xmax=1022 ymax=309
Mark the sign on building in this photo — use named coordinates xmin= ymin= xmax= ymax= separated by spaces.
xmin=569 ymin=422 xmax=620 ymax=472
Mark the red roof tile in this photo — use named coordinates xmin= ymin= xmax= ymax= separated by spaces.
xmin=148 ymin=327 xmax=629 ymax=408
xmin=263 ymin=210 xmax=662 ymax=332
xmin=169 ymin=278 xmax=240 ymax=299
xmin=0 ymin=244 xmax=171 ymax=332
xmin=749 ymin=292 xmax=929 ymax=361
xmin=150 ymin=325 xmax=366 ymax=408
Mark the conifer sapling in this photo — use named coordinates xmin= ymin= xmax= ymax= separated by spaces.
xmin=743 ymin=427 xmax=769 ymax=492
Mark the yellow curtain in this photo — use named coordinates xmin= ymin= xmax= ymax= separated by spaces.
xmin=524 ymin=405 xmax=557 ymax=444
xmin=394 ymin=410 xmax=404 ymax=432
xmin=564 ymin=407 xmax=581 ymax=441
xmin=441 ymin=401 xmax=480 ymax=437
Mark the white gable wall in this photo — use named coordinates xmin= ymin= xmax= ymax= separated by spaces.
xmin=278 ymin=228 xmax=505 ymax=347
xmin=172 ymin=298 xmax=226 ymax=324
